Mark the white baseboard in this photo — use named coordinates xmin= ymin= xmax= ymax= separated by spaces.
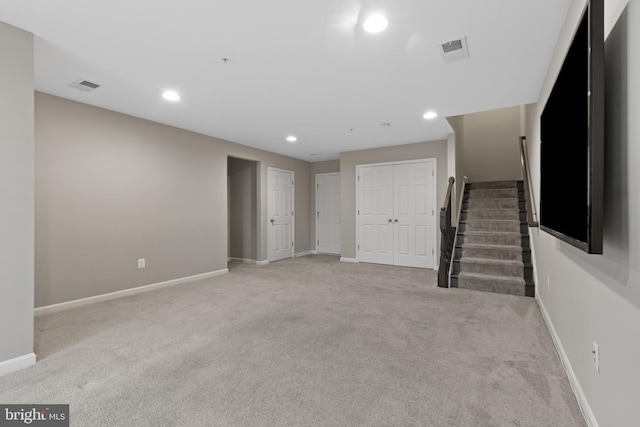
xmin=295 ymin=250 xmax=313 ymax=257
xmin=0 ymin=353 xmax=36 ymax=377
xmin=311 ymin=250 xmax=318 ymax=255
xmin=537 ymin=297 xmax=598 ymax=427
xmin=256 ymin=260 xmax=269 ymax=266
xmin=35 ymin=269 xmax=229 ymax=316
xmin=340 ymin=257 xmax=358 ymax=263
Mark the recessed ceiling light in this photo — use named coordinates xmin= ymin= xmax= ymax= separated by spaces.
xmin=423 ymin=111 xmax=438 ymax=119
xmin=286 ymin=136 xmax=298 ymax=143
xmin=162 ymin=90 xmax=180 ymax=101
xmin=363 ymin=14 xmax=388 ymax=33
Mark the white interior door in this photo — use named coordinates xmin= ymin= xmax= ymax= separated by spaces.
xmin=316 ymin=173 xmax=341 ymax=255
xmin=268 ymin=168 xmax=294 ymax=262
xmin=358 ymin=165 xmax=394 ymax=265
xmin=357 ymin=160 xmax=436 ymax=269
xmin=394 ymin=162 xmax=435 ymax=268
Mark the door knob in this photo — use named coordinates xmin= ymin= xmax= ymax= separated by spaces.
xmin=394 ymin=219 xmax=398 ymax=223
xmin=388 ymin=218 xmax=392 ymax=223
xmin=270 ymin=218 xmax=275 ymax=224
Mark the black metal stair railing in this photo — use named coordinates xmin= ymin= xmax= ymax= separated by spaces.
xmin=438 ymin=177 xmax=456 ymax=287
xmin=520 ymin=136 xmax=539 ymax=227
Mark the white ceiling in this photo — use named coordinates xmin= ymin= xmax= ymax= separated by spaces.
xmin=0 ymin=0 xmax=570 ymax=162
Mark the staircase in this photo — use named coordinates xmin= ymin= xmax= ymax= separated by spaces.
xmin=451 ymin=180 xmax=534 ymax=297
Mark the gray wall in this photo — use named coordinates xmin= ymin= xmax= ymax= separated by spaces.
xmin=525 ymin=0 xmax=640 ymax=425
xmin=340 ymin=140 xmax=448 ymax=261
xmin=228 ymin=157 xmax=257 ymax=261
xmin=35 ymin=92 xmax=310 ymax=307
xmin=0 ymin=23 xmax=34 ymax=364
xmin=309 ymin=160 xmax=340 ymax=252
xmin=462 ymin=106 xmax=522 ymax=182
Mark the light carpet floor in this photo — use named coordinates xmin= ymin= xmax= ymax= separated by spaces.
xmin=0 ymin=255 xmax=585 ymax=426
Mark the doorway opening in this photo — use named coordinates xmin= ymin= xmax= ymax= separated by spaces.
xmin=315 ymin=172 xmax=341 ymax=255
xmin=227 ymin=157 xmax=258 ymax=268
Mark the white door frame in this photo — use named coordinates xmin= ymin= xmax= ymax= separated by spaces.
xmin=267 ymin=167 xmax=295 ymax=262
xmin=315 ymin=172 xmax=341 ymax=254
xmin=355 ymin=158 xmax=437 ymax=269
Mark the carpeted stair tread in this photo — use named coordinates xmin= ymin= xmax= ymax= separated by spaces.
xmin=456 ymin=256 xmax=527 ymax=277
xmin=457 ymin=271 xmax=526 ymax=284
xmin=459 ymin=243 xmax=522 ymax=251
xmin=460 ymin=230 xmax=523 ymax=237
xmin=466 ymin=180 xmax=519 ymax=190
xmin=462 ymin=209 xmax=521 ymax=221
xmin=459 ymin=220 xmax=524 ymax=233
xmin=456 ymin=243 xmax=527 ymax=262
xmin=463 ymin=208 xmax=520 ymax=211
xmin=466 ymin=188 xmax=519 ymax=199
xmin=454 ymin=272 xmax=528 ymax=296
xmin=458 ymin=231 xmax=524 ymax=244
xmin=461 ymin=219 xmax=522 ymax=224
xmin=459 ymin=257 xmax=523 ymax=266
xmin=466 ymin=197 xmax=519 ymax=202
xmin=464 ymin=198 xmax=520 ymax=208
xmin=462 ymin=209 xmax=521 ymax=214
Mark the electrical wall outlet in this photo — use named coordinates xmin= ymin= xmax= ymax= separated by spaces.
xmin=138 ymin=258 xmax=145 ymax=269
xmin=592 ymin=341 xmax=600 ymax=373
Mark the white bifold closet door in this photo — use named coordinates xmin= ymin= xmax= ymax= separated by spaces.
xmin=359 ymin=165 xmax=395 ymax=265
xmin=358 ymin=161 xmax=435 ymax=269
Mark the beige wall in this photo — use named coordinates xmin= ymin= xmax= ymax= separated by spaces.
xmin=228 ymin=157 xmax=257 ymax=261
xmin=339 ymin=140 xmax=448 ymax=261
xmin=447 ymin=115 xmax=465 ymax=218
xmin=309 ymin=160 xmax=340 ymax=177
xmin=0 ymin=23 xmax=34 ymax=365
xmin=525 ymin=1 xmax=640 ymax=425
xmin=35 ymin=92 xmax=310 ymax=307
xmin=309 ymin=160 xmax=340 ymax=252
xmin=462 ymin=106 xmax=522 ymax=182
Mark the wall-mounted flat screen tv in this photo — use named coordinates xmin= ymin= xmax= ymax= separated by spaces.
xmin=540 ymin=0 xmax=604 ymax=254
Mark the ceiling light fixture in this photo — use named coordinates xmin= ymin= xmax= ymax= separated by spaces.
xmin=363 ymin=14 xmax=388 ymax=33
xmin=286 ymin=136 xmax=298 ymax=143
xmin=162 ymin=90 xmax=180 ymax=101
xmin=423 ymin=111 xmax=438 ymax=119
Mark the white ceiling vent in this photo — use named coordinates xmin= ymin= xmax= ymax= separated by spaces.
xmin=68 ymin=79 xmax=101 ymax=93
xmin=439 ymin=36 xmax=469 ymax=63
